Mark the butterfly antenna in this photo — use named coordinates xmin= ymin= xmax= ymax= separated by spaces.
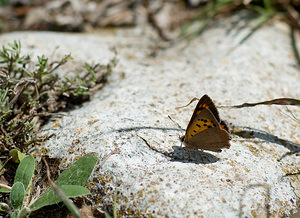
xmin=176 ymin=97 xmax=199 ymax=109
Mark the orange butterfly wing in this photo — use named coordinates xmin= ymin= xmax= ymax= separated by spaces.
xmin=183 ymin=94 xmax=231 ymax=152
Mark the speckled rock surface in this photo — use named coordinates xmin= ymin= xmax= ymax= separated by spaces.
xmin=1 ymin=20 xmax=299 ymax=217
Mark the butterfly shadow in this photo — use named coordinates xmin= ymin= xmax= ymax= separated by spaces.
xmin=94 ymin=126 xmax=220 ymax=164
xmin=169 ymin=146 xmax=220 ymax=164
xmin=96 ymin=126 xmax=182 ymax=136
xmin=232 ymin=126 xmax=300 ymax=161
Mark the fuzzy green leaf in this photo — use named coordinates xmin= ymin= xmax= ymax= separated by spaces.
xmin=10 ymin=182 xmax=25 ymax=210
xmin=14 ymin=156 xmax=35 ymax=190
xmin=29 ymin=185 xmax=90 ymax=211
xmin=55 ymin=154 xmax=98 ymax=186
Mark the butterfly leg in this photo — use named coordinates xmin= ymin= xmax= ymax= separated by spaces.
xmin=180 ymin=141 xmax=184 ymax=159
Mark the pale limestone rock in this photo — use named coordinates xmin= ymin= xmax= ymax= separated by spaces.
xmin=1 ymin=19 xmax=299 ymax=217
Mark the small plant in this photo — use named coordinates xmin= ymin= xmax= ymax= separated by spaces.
xmin=0 ymin=40 xmax=116 ymax=151
xmin=0 ymin=153 xmax=98 ymax=218
xmin=0 ymin=39 xmax=116 ymax=217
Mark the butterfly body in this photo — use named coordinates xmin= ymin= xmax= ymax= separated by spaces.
xmin=181 ymin=95 xmax=231 ymax=152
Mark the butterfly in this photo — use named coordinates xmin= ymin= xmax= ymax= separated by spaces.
xmin=180 ymin=94 xmax=231 ymax=152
